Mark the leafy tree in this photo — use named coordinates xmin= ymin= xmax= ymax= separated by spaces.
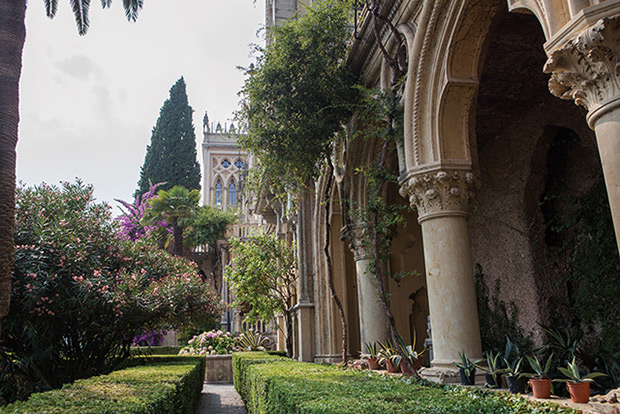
xmin=136 ymin=78 xmax=201 ymax=197
xmin=144 ymin=186 xmax=201 ymax=257
xmin=0 ymin=0 xmax=144 ymax=329
xmin=238 ymin=0 xmax=357 ymax=191
xmin=186 ymin=206 xmax=237 ymax=249
xmin=1 ymin=180 xmax=222 ymax=403
xmin=226 ymin=232 xmax=297 ymax=357
xmin=237 ymin=0 xmax=356 ymax=363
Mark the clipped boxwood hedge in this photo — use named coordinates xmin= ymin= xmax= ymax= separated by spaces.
xmin=1 ymin=356 xmax=205 ymax=414
xmin=131 ymin=345 xmax=183 ymax=355
xmin=233 ymin=352 xmax=579 ymax=414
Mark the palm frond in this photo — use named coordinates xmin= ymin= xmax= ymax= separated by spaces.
xmin=100 ymin=0 xmax=112 ymax=8
xmin=44 ymin=0 xmax=59 ymax=18
xmin=123 ymin=0 xmax=143 ymax=22
xmin=70 ymin=0 xmax=91 ymax=35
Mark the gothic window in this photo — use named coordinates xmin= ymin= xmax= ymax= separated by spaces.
xmin=221 ymin=160 xmax=231 ymax=168
xmin=228 ymin=180 xmax=236 ymax=206
xmin=215 ymin=179 xmax=223 ymax=205
xmin=235 ymin=159 xmax=244 ymax=169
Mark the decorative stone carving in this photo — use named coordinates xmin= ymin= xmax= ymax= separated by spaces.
xmin=544 ymin=15 xmax=620 ymax=124
xmin=341 ymin=223 xmax=368 ymax=261
xmin=399 ymin=169 xmax=478 ymax=221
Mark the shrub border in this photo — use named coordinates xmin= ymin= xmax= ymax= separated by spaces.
xmin=1 ymin=356 xmax=205 ymax=414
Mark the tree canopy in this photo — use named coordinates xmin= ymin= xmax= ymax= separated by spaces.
xmin=226 ymin=231 xmax=297 ymax=356
xmin=238 ymin=0 xmax=357 ymax=192
xmin=136 ymin=77 xmax=201 ymax=198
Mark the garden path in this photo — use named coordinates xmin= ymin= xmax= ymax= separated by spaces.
xmin=195 ymin=382 xmax=247 ymax=414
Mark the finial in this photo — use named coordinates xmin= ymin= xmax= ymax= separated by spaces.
xmin=203 ymin=111 xmax=210 ymax=133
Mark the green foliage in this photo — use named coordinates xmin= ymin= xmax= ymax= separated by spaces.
xmin=186 ymin=205 xmax=237 ymax=248
xmin=2 ymin=180 xmax=222 ymax=403
xmin=474 ymin=264 xmax=532 ymax=354
xmin=232 ymin=352 xmax=579 ymax=414
xmin=0 ymin=357 xmax=205 ymax=413
xmin=238 ymin=0 xmax=357 ymax=191
xmin=556 ymin=357 xmax=607 ymax=384
xmin=136 ymin=77 xmax=201 ymax=198
xmin=454 ymin=352 xmax=483 ymax=377
xmin=237 ymin=330 xmax=270 ymax=352
xmin=553 ymin=179 xmax=620 ymax=354
xmin=226 ymin=232 xmax=296 ymax=325
xmin=525 ymin=354 xmax=554 ymax=379
xmin=131 ymin=346 xmax=183 ymax=356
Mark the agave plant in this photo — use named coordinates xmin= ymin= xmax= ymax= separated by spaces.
xmin=396 ymin=333 xmax=425 ymax=366
xmin=525 ymin=353 xmax=554 ymax=379
xmin=556 ymin=357 xmax=607 ymax=383
xmin=365 ymin=342 xmax=380 ymax=359
xmin=455 ymin=351 xmax=483 ymax=377
xmin=237 ymin=330 xmax=269 ymax=351
xmin=378 ymin=341 xmax=401 ymax=368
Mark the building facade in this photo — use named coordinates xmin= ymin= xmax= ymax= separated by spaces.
xmin=258 ymin=0 xmax=620 ymax=382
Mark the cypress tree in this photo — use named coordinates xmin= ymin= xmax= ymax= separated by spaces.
xmin=136 ymin=77 xmax=201 ymax=197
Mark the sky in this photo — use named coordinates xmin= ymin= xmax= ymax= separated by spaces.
xmin=18 ymin=0 xmax=266 ymax=210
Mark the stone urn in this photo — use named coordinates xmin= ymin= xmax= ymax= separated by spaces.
xmin=205 ymin=354 xmax=233 ymax=383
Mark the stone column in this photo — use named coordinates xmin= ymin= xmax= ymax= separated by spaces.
xmin=400 ymin=169 xmax=483 ymax=376
xmin=342 ymin=223 xmax=390 ymax=349
xmin=294 ymin=186 xmax=315 ymax=362
xmin=544 ymin=15 xmax=620 ymax=254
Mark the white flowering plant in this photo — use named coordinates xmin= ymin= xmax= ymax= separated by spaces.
xmin=179 ymin=329 xmax=236 ymax=355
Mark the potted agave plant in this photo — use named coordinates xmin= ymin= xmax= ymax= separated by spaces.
xmin=476 ymin=351 xmax=503 ymax=388
xmin=378 ymin=342 xmax=401 ymax=373
xmin=365 ymin=342 xmax=381 ymax=370
xmin=524 ymin=353 xmax=554 ymax=399
xmin=396 ymin=334 xmax=425 ymax=375
xmin=503 ymin=356 xmax=526 ymax=393
xmin=555 ymin=357 xmax=607 ymax=403
xmin=454 ymin=351 xmax=483 ymax=385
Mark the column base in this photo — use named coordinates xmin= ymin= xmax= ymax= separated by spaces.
xmin=419 ymin=366 xmax=486 ymax=385
xmin=293 ymin=302 xmax=314 ymax=362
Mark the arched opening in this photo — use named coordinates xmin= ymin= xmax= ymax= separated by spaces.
xmin=228 ymin=180 xmax=237 ymax=206
xmin=215 ymin=179 xmax=223 ymax=206
xmin=469 ymin=4 xmax=602 ymax=351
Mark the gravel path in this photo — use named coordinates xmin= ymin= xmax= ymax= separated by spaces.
xmin=195 ymin=382 xmax=247 ymax=414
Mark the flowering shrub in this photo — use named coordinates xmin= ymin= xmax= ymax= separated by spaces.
xmin=179 ymin=330 xmax=236 ymax=355
xmin=1 ymin=180 xmax=223 ymax=403
xmin=132 ymin=330 xmax=168 ymax=347
xmin=115 ymin=182 xmax=169 ymax=241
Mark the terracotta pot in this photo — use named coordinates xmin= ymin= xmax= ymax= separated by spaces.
xmin=399 ymin=360 xmax=417 ymax=376
xmin=567 ymin=381 xmax=591 ymax=403
xmin=529 ymin=378 xmax=551 ymax=399
xmin=368 ymin=357 xmax=381 ymax=370
xmin=459 ymin=368 xmax=475 ymax=385
xmin=385 ymin=360 xmax=399 ymax=373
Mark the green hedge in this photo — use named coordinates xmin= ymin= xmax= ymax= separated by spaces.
xmin=233 ymin=352 xmax=579 ymax=414
xmin=1 ymin=356 xmax=205 ymax=414
xmin=131 ymin=345 xmax=183 ymax=355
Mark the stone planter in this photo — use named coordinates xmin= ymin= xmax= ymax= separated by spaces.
xmin=205 ymin=354 xmax=233 ymax=383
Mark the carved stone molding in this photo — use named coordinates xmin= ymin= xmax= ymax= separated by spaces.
xmin=544 ymin=15 xmax=620 ymax=127
xmin=341 ymin=223 xmax=368 ymax=261
xmin=399 ymin=169 xmax=479 ymax=222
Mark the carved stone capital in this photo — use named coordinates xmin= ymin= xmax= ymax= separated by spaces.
xmin=399 ymin=169 xmax=479 ymax=222
xmin=544 ymin=15 xmax=620 ymax=127
xmin=341 ymin=223 xmax=369 ymax=261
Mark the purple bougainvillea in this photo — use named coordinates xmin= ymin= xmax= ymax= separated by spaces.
xmin=115 ymin=182 xmax=167 ymax=241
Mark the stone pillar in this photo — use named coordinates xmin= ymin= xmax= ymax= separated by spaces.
xmin=544 ymin=14 xmax=620 ymax=254
xmin=294 ymin=186 xmax=315 ymax=362
xmin=400 ymin=168 xmax=483 ymax=379
xmin=342 ymin=223 xmax=390 ymax=350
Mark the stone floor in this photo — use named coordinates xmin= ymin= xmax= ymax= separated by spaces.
xmin=195 ymin=382 xmax=247 ymax=414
